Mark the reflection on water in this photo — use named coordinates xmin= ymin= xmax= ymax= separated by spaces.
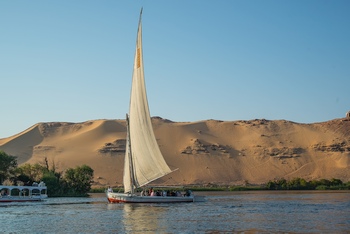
xmin=0 ymin=191 xmax=349 ymax=233
xmin=122 ymin=204 xmax=165 ymax=233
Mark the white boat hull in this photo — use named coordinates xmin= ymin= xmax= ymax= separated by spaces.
xmin=0 ymin=195 xmax=48 ymax=202
xmin=107 ymin=192 xmax=195 ymax=203
xmin=1 ymin=185 xmax=48 ymax=202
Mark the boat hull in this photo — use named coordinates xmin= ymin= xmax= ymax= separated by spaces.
xmin=0 ymin=195 xmax=47 ymax=202
xmin=107 ymin=192 xmax=195 ymax=203
xmin=0 ymin=185 xmax=48 ymax=203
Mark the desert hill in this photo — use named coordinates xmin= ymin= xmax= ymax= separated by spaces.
xmin=1 ymin=117 xmax=349 ymax=187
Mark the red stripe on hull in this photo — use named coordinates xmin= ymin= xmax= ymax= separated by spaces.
xmin=0 ymin=199 xmax=42 ymax=202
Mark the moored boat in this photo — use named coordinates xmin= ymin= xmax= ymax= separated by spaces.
xmin=0 ymin=183 xmax=48 ymax=202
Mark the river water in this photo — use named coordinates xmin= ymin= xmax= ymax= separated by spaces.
xmin=1 ymin=191 xmax=349 ymax=233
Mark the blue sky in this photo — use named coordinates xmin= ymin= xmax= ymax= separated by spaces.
xmin=1 ymin=1 xmax=349 ymax=138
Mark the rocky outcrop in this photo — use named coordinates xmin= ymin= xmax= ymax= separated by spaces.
xmin=181 ymin=139 xmax=230 ymax=155
xmin=313 ymin=141 xmax=350 ymax=152
xmin=99 ymin=139 xmax=126 ymax=154
xmin=268 ymin=147 xmax=304 ymax=157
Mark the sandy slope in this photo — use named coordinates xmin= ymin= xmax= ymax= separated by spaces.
xmin=1 ymin=117 xmax=349 ymax=187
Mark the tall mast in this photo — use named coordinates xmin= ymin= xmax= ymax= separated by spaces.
xmin=126 ymin=114 xmax=135 ymax=194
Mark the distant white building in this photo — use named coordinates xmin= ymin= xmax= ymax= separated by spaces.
xmin=346 ymin=111 xmax=350 ymax=119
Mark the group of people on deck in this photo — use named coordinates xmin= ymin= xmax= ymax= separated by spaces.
xmin=106 ymin=186 xmax=192 ymax=197
xmin=32 ymin=181 xmax=46 ymax=187
xmin=141 ymin=188 xmax=191 ymax=197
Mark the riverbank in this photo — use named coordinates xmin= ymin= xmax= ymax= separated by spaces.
xmin=89 ymin=177 xmax=350 ymax=193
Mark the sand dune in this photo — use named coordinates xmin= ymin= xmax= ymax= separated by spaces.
xmin=1 ymin=117 xmax=349 ymax=187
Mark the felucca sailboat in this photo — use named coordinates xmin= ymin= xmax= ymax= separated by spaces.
xmin=106 ymin=9 xmax=196 ymax=203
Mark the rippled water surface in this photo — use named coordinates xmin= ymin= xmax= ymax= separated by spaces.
xmin=1 ymin=191 xmax=349 ymax=233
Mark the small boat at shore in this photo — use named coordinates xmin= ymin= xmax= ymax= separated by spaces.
xmin=107 ymin=9 xmax=204 ymax=203
xmin=0 ymin=183 xmax=48 ymax=202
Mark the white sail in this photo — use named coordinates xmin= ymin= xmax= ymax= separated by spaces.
xmin=123 ymin=11 xmax=172 ymax=194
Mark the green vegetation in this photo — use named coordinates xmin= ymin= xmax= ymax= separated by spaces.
xmin=90 ymin=187 xmax=106 ymax=193
xmin=183 ymin=184 xmax=264 ymax=192
xmin=186 ymin=179 xmax=350 ymax=191
xmin=187 ymin=178 xmax=350 ymax=191
xmin=0 ymin=151 xmax=17 ymax=184
xmin=266 ymin=177 xmax=350 ymax=190
xmin=0 ymin=151 xmax=94 ymax=197
xmin=64 ymin=165 xmax=94 ymax=195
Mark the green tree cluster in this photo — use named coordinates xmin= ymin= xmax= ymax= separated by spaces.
xmin=0 ymin=151 xmax=17 ymax=184
xmin=63 ymin=165 xmax=94 ymax=196
xmin=0 ymin=151 xmax=94 ymax=196
xmin=266 ymin=177 xmax=349 ymax=190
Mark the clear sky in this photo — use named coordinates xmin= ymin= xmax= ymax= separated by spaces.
xmin=1 ymin=1 xmax=349 ymax=138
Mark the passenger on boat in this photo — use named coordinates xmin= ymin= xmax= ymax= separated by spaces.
xmin=107 ymin=186 xmax=113 ymax=193
xmin=185 ymin=190 xmax=192 ymax=197
xmin=143 ymin=190 xmax=149 ymax=196
xmin=150 ymin=189 xmax=155 ymax=196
